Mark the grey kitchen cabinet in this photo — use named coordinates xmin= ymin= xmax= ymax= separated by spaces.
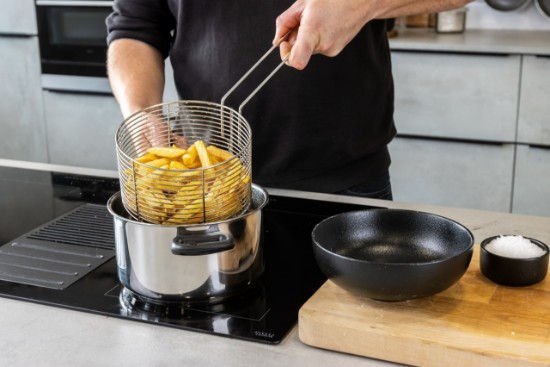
xmin=512 ymin=145 xmax=550 ymax=216
xmin=517 ymin=55 xmax=550 ymax=147
xmin=43 ymin=91 xmax=121 ymax=170
xmin=41 ymin=59 xmax=177 ymax=170
xmin=0 ymin=0 xmax=37 ymax=35
xmin=391 ymin=51 xmax=520 ymax=142
xmin=388 ymin=136 xmax=515 ymax=212
xmin=512 ymin=55 xmax=550 ymax=216
xmin=0 ymin=36 xmax=48 ymax=162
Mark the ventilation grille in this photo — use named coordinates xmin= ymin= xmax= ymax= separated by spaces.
xmin=0 ymin=204 xmax=115 ymax=290
xmin=27 ymin=204 xmax=114 ymax=250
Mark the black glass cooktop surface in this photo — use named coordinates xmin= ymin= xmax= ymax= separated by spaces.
xmin=0 ymin=166 xmax=375 ymax=344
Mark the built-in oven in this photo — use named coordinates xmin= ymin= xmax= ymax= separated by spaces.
xmin=36 ymin=0 xmax=113 ymax=93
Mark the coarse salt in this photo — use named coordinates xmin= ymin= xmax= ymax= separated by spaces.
xmin=485 ymin=235 xmax=546 ymax=259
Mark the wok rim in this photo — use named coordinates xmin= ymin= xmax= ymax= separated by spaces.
xmin=535 ymin=0 xmax=550 ymax=18
xmin=311 ymin=208 xmax=475 ymax=266
xmin=485 ymin=0 xmax=531 ymax=11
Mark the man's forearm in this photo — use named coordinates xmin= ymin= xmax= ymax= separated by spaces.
xmin=107 ymin=39 xmax=165 ymax=119
xmin=372 ymin=0 xmax=472 ymax=20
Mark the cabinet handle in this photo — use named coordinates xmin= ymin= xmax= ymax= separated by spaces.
xmin=44 ymin=88 xmax=113 ymax=97
xmin=396 ymin=133 xmax=512 ymax=146
xmin=519 ymin=143 xmax=550 ymax=150
xmin=391 ymin=49 xmax=515 ymax=58
xmin=36 ymin=1 xmax=114 ymax=6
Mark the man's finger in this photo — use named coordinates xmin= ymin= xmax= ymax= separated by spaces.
xmin=288 ymin=30 xmax=317 ymax=70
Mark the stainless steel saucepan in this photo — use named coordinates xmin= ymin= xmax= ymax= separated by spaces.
xmin=107 ymin=184 xmax=268 ymax=305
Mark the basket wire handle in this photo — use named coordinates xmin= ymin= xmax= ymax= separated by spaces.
xmin=221 ymin=31 xmax=291 ymax=115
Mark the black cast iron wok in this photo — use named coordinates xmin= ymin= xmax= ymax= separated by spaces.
xmin=311 ymin=209 xmax=474 ymax=302
xmin=535 ymin=0 xmax=550 ymax=18
xmin=485 ymin=0 xmax=531 ymax=11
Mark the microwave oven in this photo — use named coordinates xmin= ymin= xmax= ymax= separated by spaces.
xmin=36 ymin=0 xmax=113 ymax=93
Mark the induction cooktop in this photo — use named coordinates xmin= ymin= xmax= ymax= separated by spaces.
xmin=0 ymin=166 xmax=374 ymax=344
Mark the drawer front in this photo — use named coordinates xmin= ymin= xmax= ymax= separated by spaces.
xmin=43 ymin=91 xmax=121 ymax=170
xmin=389 ymin=136 xmax=514 ymax=212
xmin=392 ymin=51 xmax=520 ymax=142
xmin=517 ymin=55 xmax=550 ymax=147
xmin=513 ymin=144 xmax=550 ymax=216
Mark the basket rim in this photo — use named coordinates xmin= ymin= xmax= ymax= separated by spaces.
xmin=115 ymin=99 xmax=253 ymax=171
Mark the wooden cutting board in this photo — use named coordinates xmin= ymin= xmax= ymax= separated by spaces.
xmin=299 ymin=247 xmax=550 ymax=367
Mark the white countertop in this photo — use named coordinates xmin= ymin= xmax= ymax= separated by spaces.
xmin=1 ymin=160 xmax=549 ymax=367
xmin=390 ymin=28 xmax=550 ymax=55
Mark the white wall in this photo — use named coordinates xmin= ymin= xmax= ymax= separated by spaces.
xmin=466 ymin=0 xmax=550 ymax=30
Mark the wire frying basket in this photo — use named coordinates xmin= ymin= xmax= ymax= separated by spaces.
xmin=117 ymin=101 xmax=252 ymax=224
xmin=115 ymin=36 xmax=288 ymax=225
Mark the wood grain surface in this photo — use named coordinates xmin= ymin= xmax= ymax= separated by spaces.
xmin=299 ymin=247 xmax=550 ymax=367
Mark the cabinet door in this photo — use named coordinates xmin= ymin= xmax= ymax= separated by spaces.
xmin=43 ymin=91 xmax=121 ymax=170
xmin=0 ymin=36 xmax=48 ymax=162
xmin=517 ymin=55 xmax=550 ymax=147
xmin=512 ymin=145 xmax=550 ymax=217
xmin=0 ymin=0 xmax=37 ymax=35
xmin=391 ymin=51 xmax=520 ymax=142
xmin=388 ymin=136 xmax=514 ymax=212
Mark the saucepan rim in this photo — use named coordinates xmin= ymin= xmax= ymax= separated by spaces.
xmin=108 ymin=183 xmax=269 ymax=228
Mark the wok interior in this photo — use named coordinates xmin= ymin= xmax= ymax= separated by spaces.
xmin=315 ymin=209 xmax=473 ymax=264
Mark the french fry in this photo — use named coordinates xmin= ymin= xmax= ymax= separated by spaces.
xmin=209 ymin=154 xmax=222 ymax=165
xmin=194 ymin=140 xmax=212 ymax=167
xmin=149 ymin=171 xmax=180 ymax=192
xmin=206 ymin=145 xmax=233 ymax=161
xmin=171 ymin=199 xmax=204 ymax=221
xmin=182 ymin=144 xmax=200 ymax=168
xmin=147 ymin=146 xmax=186 ymax=158
xmin=172 ymin=183 xmax=204 ymax=207
xmin=126 ymin=141 xmax=250 ymax=225
xmin=135 ymin=153 xmax=158 ymax=163
xmin=169 ymin=160 xmax=188 ymax=170
xmin=144 ymin=158 xmax=170 ymax=168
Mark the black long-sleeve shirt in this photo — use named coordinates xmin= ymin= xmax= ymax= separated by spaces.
xmin=106 ymin=0 xmax=396 ymax=193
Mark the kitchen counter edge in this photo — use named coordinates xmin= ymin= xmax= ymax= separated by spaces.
xmin=389 ymin=28 xmax=550 ymax=56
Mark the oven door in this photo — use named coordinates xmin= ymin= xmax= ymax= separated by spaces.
xmin=36 ymin=0 xmax=113 ymax=92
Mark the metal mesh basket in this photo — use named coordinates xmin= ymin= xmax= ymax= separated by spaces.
xmin=115 ymin=36 xmax=290 ymax=225
xmin=116 ymin=101 xmax=252 ymax=225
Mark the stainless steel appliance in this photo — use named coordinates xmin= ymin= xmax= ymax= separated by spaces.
xmin=0 ymin=165 xmax=377 ymax=344
xmin=35 ymin=0 xmax=113 ymax=92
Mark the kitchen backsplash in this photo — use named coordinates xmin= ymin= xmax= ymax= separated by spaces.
xmin=466 ymin=0 xmax=550 ymax=30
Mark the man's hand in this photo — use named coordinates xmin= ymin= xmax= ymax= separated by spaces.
xmin=273 ymin=0 xmax=372 ymax=70
xmin=274 ymin=0 xmax=473 ymax=70
xmin=127 ymin=111 xmax=189 ymax=151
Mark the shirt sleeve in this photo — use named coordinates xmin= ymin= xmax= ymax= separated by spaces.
xmin=106 ymin=0 xmax=176 ymax=58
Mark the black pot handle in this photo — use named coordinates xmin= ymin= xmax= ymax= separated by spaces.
xmin=171 ymin=226 xmax=234 ymax=256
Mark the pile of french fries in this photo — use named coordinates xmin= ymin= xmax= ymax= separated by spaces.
xmin=120 ymin=139 xmax=251 ymax=225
